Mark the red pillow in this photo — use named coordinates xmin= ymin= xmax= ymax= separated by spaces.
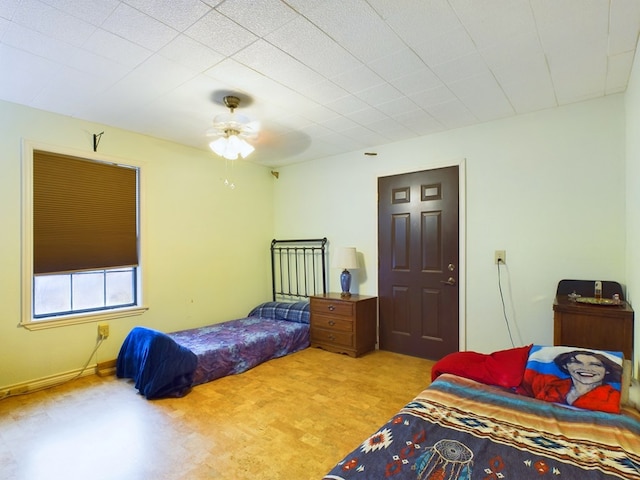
xmin=431 ymin=345 xmax=532 ymax=388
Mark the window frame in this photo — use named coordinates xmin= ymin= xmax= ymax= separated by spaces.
xmin=21 ymin=140 xmax=147 ymax=330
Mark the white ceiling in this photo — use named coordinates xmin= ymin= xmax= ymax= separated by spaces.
xmin=2 ymin=0 xmax=640 ymax=167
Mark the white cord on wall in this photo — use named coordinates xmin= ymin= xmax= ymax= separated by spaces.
xmin=496 ymin=260 xmax=515 ymax=347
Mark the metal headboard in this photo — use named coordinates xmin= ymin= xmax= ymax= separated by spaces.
xmin=271 ymin=238 xmax=328 ymax=301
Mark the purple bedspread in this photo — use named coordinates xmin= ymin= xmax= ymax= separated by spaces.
xmin=168 ymin=317 xmax=309 ymax=386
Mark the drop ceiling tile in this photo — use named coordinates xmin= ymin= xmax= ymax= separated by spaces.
xmin=489 ymin=52 xmax=549 ymax=88
xmin=413 ymin=25 xmax=477 ymax=66
xmin=392 ymin=109 xmax=443 ymax=136
xmin=431 ymin=52 xmax=491 ymax=84
xmin=3 ymin=21 xmax=129 ymax=81
xmin=551 ymin=56 xmax=607 ymax=105
xmin=479 ymin=30 xmax=544 ymax=70
xmin=368 ymin=48 xmax=428 ymax=82
xmin=355 ymin=83 xmax=404 ymax=108
xmin=318 ymin=132 xmax=365 ymax=151
xmin=373 ymin=95 xmax=418 ymax=117
xmin=321 ymin=115 xmax=360 ymax=133
xmin=297 ymin=104 xmax=340 ymax=124
xmin=451 ymin=0 xmax=537 ymax=49
xmin=158 ymin=34 xmax=224 ymax=72
xmin=0 ymin=44 xmax=58 ymax=104
xmin=233 ymin=40 xmax=326 ymax=90
xmin=13 ymin=0 xmax=97 ymax=47
xmin=411 ymin=85 xmax=457 ymax=109
xmin=30 ymin=66 xmax=110 ymax=113
xmin=124 ymin=0 xmax=211 ymax=31
xmin=609 ymin=0 xmax=640 ymax=54
xmin=346 ymin=106 xmax=388 ymax=126
xmin=365 ymin=116 xmax=414 ymax=137
xmin=325 ymin=94 xmax=370 ymax=116
xmin=217 ymin=0 xmax=297 ymax=37
xmin=266 ymin=16 xmax=357 ymax=78
xmin=365 ymin=0 xmax=404 ymax=19
xmin=0 ymin=17 xmax=9 ymax=36
xmin=330 ymin=65 xmax=385 ymax=94
xmin=426 ymin=99 xmax=477 ymax=129
xmin=102 ymin=3 xmax=179 ymax=50
xmin=185 ymin=8 xmax=257 ymax=55
xmin=460 ymin=90 xmax=514 ymax=122
xmin=449 ymin=72 xmax=514 ymax=120
xmin=606 ymin=51 xmax=635 ymax=93
xmin=501 ymin=79 xmax=557 ymax=114
xmin=390 ymin=68 xmax=444 ymax=96
xmin=205 ymin=58 xmax=285 ymax=99
xmin=0 ymin=0 xmax=21 ymax=20
xmin=39 ymin=0 xmax=119 ymax=26
xmin=341 ymin=123 xmax=378 ymax=143
xmin=83 ymin=28 xmax=153 ymax=68
xmin=301 ymin=122 xmax=334 ymax=138
xmin=383 ymin=0 xmax=462 ymax=46
xmin=307 ymin=0 xmax=406 ymax=62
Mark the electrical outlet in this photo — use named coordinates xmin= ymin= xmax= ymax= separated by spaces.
xmin=98 ymin=323 xmax=109 ymax=339
xmin=495 ymin=250 xmax=506 ymax=265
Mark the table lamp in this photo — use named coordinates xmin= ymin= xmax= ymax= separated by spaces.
xmin=333 ymin=247 xmax=358 ymax=297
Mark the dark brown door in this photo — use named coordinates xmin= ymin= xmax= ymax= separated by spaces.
xmin=378 ymin=166 xmax=459 ymax=360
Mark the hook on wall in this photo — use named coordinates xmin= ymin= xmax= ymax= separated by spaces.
xmin=93 ymin=131 xmax=104 ymax=152
xmin=271 ymin=171 xmax=279 ymax=179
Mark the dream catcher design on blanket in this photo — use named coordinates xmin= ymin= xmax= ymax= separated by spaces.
xmin=413 ymin=439 xmax=473 ymax=480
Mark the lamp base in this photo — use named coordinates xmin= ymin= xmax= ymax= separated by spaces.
xmin=340 ymin=269 xmax=352 ymax=297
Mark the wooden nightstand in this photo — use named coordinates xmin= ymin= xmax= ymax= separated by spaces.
xmin=553 ymin=295 xmax=634 ymax=360
xmin=310 ymin=293 xmax=377 ymax=357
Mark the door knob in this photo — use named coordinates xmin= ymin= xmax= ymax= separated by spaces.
xmin=440 ymin=277 xmax=456 ymax=286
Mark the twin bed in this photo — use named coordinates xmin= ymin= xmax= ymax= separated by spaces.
xmin=116 ymin=238 xmax=327 ymax=399
xmin=323 ymin=344 xmax=640 ymax=480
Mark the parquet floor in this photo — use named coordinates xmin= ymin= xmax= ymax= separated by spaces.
xmin=0 ymin=347 xmax=434 ymax=480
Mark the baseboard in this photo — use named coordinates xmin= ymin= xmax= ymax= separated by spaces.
xmin=0 ymin=359 xmax=117 ymax=399
xmin=96 ymin=359 xmax=117 ymax=377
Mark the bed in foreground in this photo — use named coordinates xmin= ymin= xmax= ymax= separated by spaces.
xmin=116 ymin=238 xmax=327 ymax=399
xmin=324 ymin=345 xmax=640 ymax=480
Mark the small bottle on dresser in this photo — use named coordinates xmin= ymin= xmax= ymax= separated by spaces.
xmin=594 ymin=281 xmax=602 ymax=300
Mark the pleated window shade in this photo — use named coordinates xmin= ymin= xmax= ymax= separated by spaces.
xmin=33 ymin=150 xmax=138 ymax=275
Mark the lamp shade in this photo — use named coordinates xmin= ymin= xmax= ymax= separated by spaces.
xmin=333 ymin=247 xmax=358 ymax=269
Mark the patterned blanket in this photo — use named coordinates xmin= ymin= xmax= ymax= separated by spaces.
xmin=324 ymin=374 xmax=640 ymax=479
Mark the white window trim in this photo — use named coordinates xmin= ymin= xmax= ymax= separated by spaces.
xmin=20 ymin=139 xmax=148 ymax=330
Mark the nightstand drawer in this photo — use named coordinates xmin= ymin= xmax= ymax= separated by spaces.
xmin=311 ymin=328 xmax=353 ymax=348
xmin=310 ymin=298 xmax=354 ymax=317
xmin=312 ymin=314 xmax=352 ymax=332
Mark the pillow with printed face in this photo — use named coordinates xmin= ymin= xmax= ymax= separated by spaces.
xmin=518 ymin=345 xmax=624 ymax=414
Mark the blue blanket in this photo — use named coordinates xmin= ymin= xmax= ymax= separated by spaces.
xmin=116 ymin=326 xmax=198 ymax=399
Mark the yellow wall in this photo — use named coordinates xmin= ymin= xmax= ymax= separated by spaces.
xmin=0 ymin=100 xmax=275 ymax=388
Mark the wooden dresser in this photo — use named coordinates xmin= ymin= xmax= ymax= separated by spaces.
xmin=309 ymin=293 xmax=377 ymax=357
xmin=553 ymin=294 xmax=634 ymax=360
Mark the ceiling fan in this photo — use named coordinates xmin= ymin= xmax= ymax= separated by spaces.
xmin=207 ymin=95 xmax=260 ymax=160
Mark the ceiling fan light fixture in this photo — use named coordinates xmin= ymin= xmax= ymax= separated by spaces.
xmin=208 ymin=95 xmax=258 ymax=160
xmin=209 ymin=133 xmax=255 ymax=160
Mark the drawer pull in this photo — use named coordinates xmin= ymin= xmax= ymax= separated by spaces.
xmin=328 ymin=320 xmax=335 ymax=326
xmin=328 ymin=305 xmax=335 ymax=311
xmin=328 ymin=334 xmax=335 ymax=341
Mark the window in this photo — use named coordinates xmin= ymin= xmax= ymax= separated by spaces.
xmin=21 ymin=144 xmax=146 ymax=329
